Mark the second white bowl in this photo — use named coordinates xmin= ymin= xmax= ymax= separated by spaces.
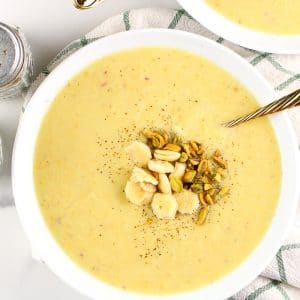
xmin=178 ymin=0 xmax=300 ymax=54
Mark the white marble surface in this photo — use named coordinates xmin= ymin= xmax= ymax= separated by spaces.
xmin=0 ymin=1 xmax=178 ymax=299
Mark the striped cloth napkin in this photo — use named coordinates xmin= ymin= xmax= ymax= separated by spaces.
xmin=26 ymin=8 xmax=300 ymax=300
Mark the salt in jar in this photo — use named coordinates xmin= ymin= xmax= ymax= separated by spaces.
xmin=0 ymin=22 xmax=33 ymax=100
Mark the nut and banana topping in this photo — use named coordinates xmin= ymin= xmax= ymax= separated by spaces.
xmin=125 ymin=181 xmax=154 ymax=206
xmin=174 ymin=189 xmax=199 ymax=214
xmin=125 ymin=141 xmax=152 ymax=167
xmin=154 ymin=149 xmax=181 ymax=162
xmin=130 ymin=166 xmax=158 ymax=185
xmin=158 ymin=173 xmax=172 ymax=194
xmin=148 ymin=159 xmax=174 ymax=173
xmin=124 ymin=129 xmax=229 ymax=224
xmin=151 ymin=193 xmax=178 ymax=220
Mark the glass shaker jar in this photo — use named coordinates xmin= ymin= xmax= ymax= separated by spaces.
xmin=0 ymin=22 xmax=33 ymax=100
xmin=0 ymin=134 xmax=2 ymax=173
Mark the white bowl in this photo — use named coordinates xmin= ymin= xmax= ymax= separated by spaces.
xmin=178 ymin=0 xmax=300 ymax=54
xmin=12 ymin=29 xmax=300 ymax=300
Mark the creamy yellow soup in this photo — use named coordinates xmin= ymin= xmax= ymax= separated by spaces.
xmin=34 ymin=48 xmax=281 ymax=295
xmin=205 ymin=0 xmax=300 ymax=35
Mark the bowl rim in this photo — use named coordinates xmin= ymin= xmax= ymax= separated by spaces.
xmin=177 ymin=0 xmax=300 ymax=54
xmin=12 ymin=28 xmax=300 ymax=300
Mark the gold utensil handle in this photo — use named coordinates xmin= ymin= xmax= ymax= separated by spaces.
xmin=224 ymin=88 xmax=300 ymax=128
xmin=73 ymin=0 xmax=103 ymax=9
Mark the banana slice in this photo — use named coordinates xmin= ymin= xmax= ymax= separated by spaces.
xmin=151 ymin=193 xmax=178 ymax=220
xmin=125 ymin=141 xmax=152 ymax=167
xmin=158 ymin=173 xmax=172 ymax=194
xmin=154 ymin=149 xmax=181 ymax=162
xmin=174 ymin=189 xmax=200 ymax=214
xmin=172 ymin=162 xmax=187 ymax=179
xmin=125 ymin=181 xmax=154 ymax=205
xmin=130 ymin=166 xmax=158 ymax=185
xmin=140 ymin=182 xmax=157 ymax=193
xmin=148 ymin=159 xmax=174 ymax=173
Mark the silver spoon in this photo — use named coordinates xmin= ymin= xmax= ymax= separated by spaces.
xmin=223 ymin=88 xmax=300 ymax=128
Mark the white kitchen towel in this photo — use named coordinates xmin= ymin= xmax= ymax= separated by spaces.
xmin=25 ymin=8 xmax=300 ymax=300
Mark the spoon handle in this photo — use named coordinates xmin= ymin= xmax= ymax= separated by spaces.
xmin=224 ymin=88 xmax=300 ymax=128
xmin=73 ymin=0 xmax=103 ymax=9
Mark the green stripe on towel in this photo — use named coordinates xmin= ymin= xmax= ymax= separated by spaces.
xmin=123 ymin=11 xmax=130 ymax=31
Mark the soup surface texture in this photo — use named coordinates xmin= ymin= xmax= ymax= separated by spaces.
xmin=205 ymin=0 xmax=300 ymax=35
xmin=34 ymin=48 xmax=281 ymax=295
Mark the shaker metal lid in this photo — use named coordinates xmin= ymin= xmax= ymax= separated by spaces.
xmin=0 ymin=22 xmax=24 ymax=87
